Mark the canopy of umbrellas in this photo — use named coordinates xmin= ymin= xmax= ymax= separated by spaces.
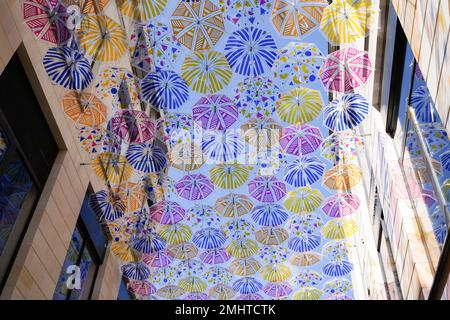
xmin=24 ymin=0 xmax=446 ymax=300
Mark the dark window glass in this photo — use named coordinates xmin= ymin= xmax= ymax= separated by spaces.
xmin=117 ymin=277 xmax=132 ymax=300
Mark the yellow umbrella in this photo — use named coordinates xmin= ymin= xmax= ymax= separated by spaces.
xmin=169 ymin=143 xmax=205 ymax=171
xmin=156 ymin=285 xmax=185 ymax=299
xmin=320 ymin=0 xmax=377 ymax=44
xmin=117 ymin=0 xmax=167 ymax=22
xmin=240 ymin=117 xmax=282 ymax=150
xmin=179 ymin=276 xmax=207 ymax=293
xmin=229 ymin=257 xmax=262 ymax=276
xmin=158 ymin=224 xmax=193 ymax=245
xmin=209 ymin=284 xmax=236 ymax=300
xmin=63 ymin=0 xmax=110 ymax=14
xmin=62 ymin=91 xmax=107 ymax=127
xmin=289 ymin=252 xmax=321 ymax=266
xmin=215 ymin=193 xmax=254 ymax=218
xmin=283 ymin=187 xmax=323 ymax=214
xmin=209 ymin=164 xmax=252 ymax=189
xmin=255 ymin=227 xmax=289 ymax=245
xmin=167 ymin=242 xmax=198 ymax=260
xmin=226 ymin=238 xmax=258 ymax=258
xmin=276 ymin=87 xmax=323 ymax=125
xmin=113 ymin=181 xmax=146 ymax=213
xmin=91 ymin=152 xmax=132 ymax=185
xmin=260 ymin=264 xmax=292 ymax=282
xmin=111 ymin=241 xmax=140 ymax=262
xmin=323 ymin=164 xmax=362 ymax=191
xmin=78 ymin=14 xmax=127 ymax=62
xmin=293 ymin=287 xmax=323 ymax=300
xmin=322 ymin=217 xmax=358 ymax=240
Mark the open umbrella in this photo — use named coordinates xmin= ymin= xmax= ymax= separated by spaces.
xmin=322 ymin=260 xmax=353 ymax=277
xmin=141 ymin=70 xmax=189 ymax=111
xmin=219 ymin=0 xmax=272 ymax=26
xmin=126 ymin=143 xmax=166 ymax=173
xmin=201 ymin=130 xmax=245 ymax=163
xmin=289 ymin=252 xmax=321 ymax=266
xmin=156 ymin=285 xmax=184 ymax=299
xmin=293 ymin=287 xmax=323 ymax=300
xmin=225 ymin=26 xmax=277 ymax=77
xmin=271 ymin=0 xmax=328 ymax=38
xmin=122 ymin=262 xmax=150 ymax=281
xmin=263 ymin=282 xmax=292 ymax=298
xmin=319 ymin=48 xmax=373 ymax=93
xmin=248 ymin=175 xmax=287 ymax=202
xmin=200 ymin=248 xmax=231 ymax=265
xmin=89 ymin=190 xmax=125 ymax=222
xmin=411 ymin=86 xmax=439 ymax=123
xmin=193 ymin=94 xmax=238 ymax=130
xmin=240 ymin=116 xmax=282 ymax=149
xmin=62 ymin=0 xmax=110 ymax=13
xmin=205 ymin=266 xmax=234 ymax=285
xmin=237 ymin=293 xmax=264 ymax=300
xmin=78 ymin=126 xmax=121 ymax=157
xmin=149 ymin=201 xmax=185 ymax=225
xmin=174 ymin=259 xmax=206 ymax=278
xmin=226 ymin=238 xmax=259 ymax=258
xmin=232 ymin=277 xmax=263 ymax=294
xmin=322 ymin=218 xmax=358 ymax=240
xmin=109 ymin=110 xmax=155 ymax=144
xmin=210 ymin=164 xmax=252 ymax=189
xmin=128 ymin=280 xmax=156 ymax=297
xmin=133 ymin=233 xmax=166 ymax=254
xmin=209 ymin=284 xmax=236 ymax=300
xmin=175 ymin=174 xmax=214 ymax=200
xmin=167 ymin=242 xmax=198 ymax=260
xmin=255 ymin=227 xmax=289 ymax=245
xmin=321 ymin=130 xmax=365 ymax=163
xmin=171 ymin=0 xmax=225 ymax=51
xmin=324 ymin=93 xmax=369 ymax=132
xmin=222 ymin=219 xmax=255 ymax=239
xmin=288 ymin=234 xmax=321 ymax=252
xmin=111 ymin=241 xmax=139 ymax=262
xmin=157 ymin=113 xmax=197 ymax=145
xmin=43 ymin=46 xmax=93 ymax=90
xmin=322 ymin=193 xmax=360 ymax=218
xmin=322 ymin=240 xmax=351 ymax=261
xmin=286 ymin=213 xmax=323 ymax=236
xmin=250 ymin=203 xmax=289 ymax=227
xmin=185 ymin=292 xmax=211 ymax=300
xmin=323 ymin=278 xmax=353 ymax=296
xmin=169 ymin=142 xmax=204 ymax=172
xmin=179 ymin=276 xmax=207 ymax=293
xmin=182 ymin=50 xmax=232 ymax=94
xmin=230 ymin=257 xmax=261 ymax=276
xmin=118 ymin=0 xmax=167 ymax=22
xmin=258 ymin=246 xmax=289 ymax=265
xmin=441 ymin=151 xmax=450 ymax=172
xmin=142 ymin=250 xmax=174 ymax=268
xmin=91 ymin=152 xmax=132 ymax=185
xmin=62 ymin=91 xmax=107 ymax=127
xmin=283 ymin=156 xmax=325 ymax=187
xmin=283 ymin=187 xmax=323 ymax=214
xmin=323 ymin=164 xmax=362 ymax=191
xmin=192 ymin=228 xmax=227 ymax=249
xmin=320 ymin=0 xmax=377 ymax=45
xmin=276 ymin=87 xmax=323 ymax=125
xmin=159 ymin=224 xmax=193 ymax=245
xmin=186 ymin=205 xmax=221 ymax=229
xmin=215 ymin=193 xmax=254 ymax=218
xmin=113 ymin=181 xmax=146 ymax=213
xmin=293 ymin=270 xmax=323 ymax=288
xmin=406 ymin=123 xmax=450 ymax=158
xmin=279 ymin=124 xmax=323 ymax=156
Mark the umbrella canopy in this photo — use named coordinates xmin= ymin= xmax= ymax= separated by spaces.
xmin=185 ymin=205 xmax=221 ymax=229
xmin=118 ymin=0 xmax=167 ymax=22
xmin=293 ymin=287 xmax=323 ymax=300
xmin=322 ymin=260 xmax=353 ymax=277
xmin=62 ymin=91 xmax=107 ymax=127
xmin=403 ymin=157 xmax=442 ymax=185
xmin=43 ymin=46 xmax=93 ymax=90
xmin=283 ymin=156 xmax=326 ymax=187
xmin=113 ymin=181 xmax=146 ymax=213
xmin=109 ymin=110 xmax=155 ymax=144
xmin=321 ymin=130 xmax=365 ymax=163
xmin=411 ymin=86 xmax=439 ymax=123
xmin=322 ymin=240 xmax=351 ymax=261
xmin=182 ymin=50 xmax=232 ymax=94
xmin=289 ymin=252 xmax=321 ymax=266
xmin=157 ymin=112 xmax=197 ymax=145
xmin=200 ymin=248 xmax=231 ymax=265
xmin=158 ymin=224 xmax=193 ymax=245
xmin=255 ymin=227 xmax=289 ymax=245
xmin=322 ymin=193 xmax=360 ymax=218
xmin=141 ymin=70 xmax=189 ymax=111
xmin=192 ymin=227 xmax=227 ymax=249
xmin=128 ymin=280 xmax=156 ymax=297
xmin=263 ymin=282 xmax=293 ymax=298
xmin=77 ymin=14 xmax=127 ymax=62
xmin=324 ymin=93 xmax=369 ymax=132
xmin=156 ymin=285 xmax=185 ymax=299
xmin=323 ymin=164 xmax=362 ymax=191
xmin=171 ymin=0 xmax=225 ymax=51
xmin=142 ymin=250 xmax=174 ymax=268
xmin=219 ymin=0 xmax=272 ymax=26
xmin=62 ymin=0 xmax=110 ymax=13
xmin=229 ymin=257 xmax=262 ymax=276
xmin=288 ymin=234 xmax=321 ymax=252
xmin=283 ymin=187 xmax=323 ymax=214
xmin=126 ymin=143 xmax=167 ymax=173
xmin=149 ymin=201 xmax=185 ymax=225
xmin=210 ymin=164 xmax=251 ymax=189
xmin=179 ymin=276 xmax=207 ymax=293
xmin=226 ymin=238 xmax=259 ymax=258
xmin=323 ymin=278 xmax=353 ymax=295
xmin=167 ymin=242 xmax=198 ymax=260
xmin=248 ymin=175 xmax=287 ymax=202
xmin=322 ymin=218 xmax=358 ymax=240
xmin=201 ymin=130 xmax=245 ymax=163
xmin=237 ymin=293 xmax=264 ymax=300
xmin=111 ymin=241 xmax=139 ymax=262
xmin=78 ymin=126 xmax=121 ymax=157
xmin=441 ymin=150 xmax=450 ymax=172
xmin=319 ymin=47 xmax=373 ymax=93
xmin=320 ymin=0 xmax=377 ymax=45
xmin=406 ymin=123 xmax=450 ymax=158
xmin=169 ymin=142 xmax=205 ymax=172
xmin=205 ymin=266 xmax=234 ymax=285
xmin=121 ymin=262 xmax=150 ymax=281
xmin=278 ymin=88 xmax=323 ymax=126
xmin=286 ymin=213 xmax=323 ymax=236
xmin=209 ymin=284 xmax=236 ymax=300
xmin=224 ymin=26 xmax=278 ymax=77
xmin=250 ymin=203 xmax=289 ymax=227
xmin=91 ymin=152 xmax=132 ymax=185
xmin=175 ymin=173 xmax=214 ymax=200
xmin=185 ymin=292 xmax=211 ymax=300
xmin=240 ymin=116 xmax=282 ymax=149
xmin=222 ymin=219 xmax=255 ymax=239
xmin=215 ymin=193 xmax=254 ymax=218
xmin=133 ymin=233 xmax=167 ymax=254
xmin=292 ymin=270 xmax=323 ymax=286
xmin=279 ymin=124 xmax=323 ymax=156
xmin=193 ymin=94 xmax=238 ymax=130
xmin=271 ymin=0 xmax=328 ymax=38
xmin=258 ymin=246 xmax=289 ymax=265
xmin=23 ymin=0 xmax=71 ymax=45
xmin=232 ymin=277 xmax=263 ymax=294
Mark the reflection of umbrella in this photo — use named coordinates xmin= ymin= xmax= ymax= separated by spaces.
xmin=404 ymin=157 xmax=442 ymax=185
xmin=230 ymin=257 xmax=261 ymax=276
xmin=283 ymin=156 xmax=325 ymax=187
xmin=293 ymin=270 xmax=323 ymax=286
xmin=248 ymin=176 xmax=287 ymax=202
xmin=232 ymin=277 xmax=263 ymax=294
xmin=422 ymin=189 xmax=437 ymax=208
xmin=321 ymin=130 xmax=364 ymax=162
xmin=240 ymin=116 xmax=281 ymax=149
xmin=441 ymin=151 xmax=450 ymax=172
xmin=118 ymin=0 xmax=167 ymax=22
xmin=324 ymin=93 xmax=369 ymax=131
xmin=319 ymin=48 xmax=373 ymax=93
xmin=158 ymin=224 xmax=193 ymax=245
xmin=255 ymin=227 xmax=289 ymax=245
xmin=193 ymin=95 xmax=238 ymax=130
xmin=276 ymin=87 xmax=323 ymax=125
xmin=321 ymin=0 xmax=376 ymax=45
xmin=260 ymin=264 xmax=291 ymax=282
xmin=201 ymin=130 xmax=245 ymax=162
xmin=289 ymin=252 xmax=321 ymax=266
xmin=175 ymin=174 xmax=214 ymax=200
xmin=251 ymin=204 xmax=289 ymax=227
xmin=323 ymin=164 xmax=362 ymax=191
xmin=210 ymin=164 xmax=251 ymax=189
xmin=182 ymin=50 xmax=232 ymax=94
xmin=126 ymin=143 xmax=167 ymax=173
xmin=322 ymin=193 xmax=360 ymax=218
xmin=43 ymin=46 xmax=93 ymax=90
xmin=141 ymin=71 xmax=189 ymax=111
xmin=226 ymin=239 xmax=259 ymax=258
xmin=406 ymin=123 xmax=450 ymax=157
xmin=192 ymin=228 xmax=227 ymax=249
xmin=149 ymin=201 xmax=185 ymax=225
xmin=322 ymin=218 xmax=358 ymax=239
xmin=156 ymin=285 xmax=184 ymax=299
xmin=171 ymin=0 xmax=225 ymax=51
xmin=293 ymin=287 xmax=323 ymax=300
xmin=109 ymin=110 xmax=155 ymax=144
xmin=167 ymin=242 xmax=198 ymax=260
xmin=200 ymin=248 xmax=231 ymax=265
xmin=169 ymin=143 xmax=205 ymax=172
xmin=122 ymin=262 xmax=150 ymax=280
xmin=431 ymin=208 xmax=447 ymax=244
xmin=279 ymin=124 xmax=323 ymax=156
xmin=215 ymin=193 xmax=254 ymax=218
xmin=263 ymin=282 xmax=292 ymax=298
xmin=209 ymin=284 xmax=236 ymax=300
xmin=283 ymin=187 xmax=323 ymax=214
xmin=271 ymin=0 xmax=328 ymax=38
xmin=288 ymin=234 xmax=321 ymax=252
xmin=89 ymin=190 xmax=125 ymax=221
xmin=142 ymin=250 xmax=173 ymax=268
xmin=219 ymin=0 xmax=272 ymax=26
xmin=179 ymin=276 xmax=207 ymax=293
xmin=62 ymin=91 xmax=107 ymax=127
xmin=322 ymin=260 xmax=353 ymax=277
xmin=411 ymin=86 xmax=439 ymax=123
xmin=91 ymin=152 xmax=132 ymax=185
xmin=443 ymin=180 xmax=450 ymax=203
xmin=128 ymin=280 xmax=156 ymax=297
xmin=225 ymin=26 xmax=277 ymax=77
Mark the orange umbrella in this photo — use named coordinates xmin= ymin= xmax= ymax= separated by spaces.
xmin=112 ymin=181 xmax=147 ymax=213
xmin=62 ymin=91 xmax=107 ymax=127
xmin=323 ymin=163 xmax=362 ymax=191
xmin=214 ymin=193 xmax=254 ymax=218
xmin=91 ymin=152 xmax=133 ymax=185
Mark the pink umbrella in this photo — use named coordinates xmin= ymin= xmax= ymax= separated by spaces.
xmin=175 ymin=174 xmax=214 ymax=200
xmin=192 ymin=94 xmax=239 ymax=130
xmin=128 ymin=280 xmax=156 ymax=296
xmin=185 ymin=292 xmax=211 ymax=300
xmin=236 ymin=293 xmax=264 ymax=300
xmin=149 ymin=201 xmax=186 ymax=225
xmin=110 ymin=110 xmax=155 ymax=143
xmin=319 ymin=47 xmax=373 ymax=93
xmin=263 ymin=282 xmax=293 ymax=298
xmin=248 ymin=176 xmax=286 ymax=203
xmin=422 ymin=189 xmax=437 ymax=208
xmin=142 ymin=250 xmax=174 ymax=267
xmin=279 ymin=124 xmax=323 ymax=156
xmin=200 ymin=248 xmax=231 ymax=265
xmin=321 ymin=193 xmax=360 ymax=218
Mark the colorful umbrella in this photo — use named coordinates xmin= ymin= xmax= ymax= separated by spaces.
xmin=111 ymin=241 xmax=139 ymax=262
xmin=118 ymin=0 xmax=167 ymax=22
xmin=441 ymin=151 xmax=450 ymax=172
xmin=403 ymin=157 xmax=442 ymax=185
xmin=128 ymin=280 xmax=156 ymax=297
xmin=323 ymin=278 xmax=353 ymax=295
xmin=248 ymin=175 xmax=287 ymax=202
xmin=171 ymin=0 xmax=225 ymax=51
xmin=156 ymin=285 xmax=185 ymax=299
xmin=193 ymin=94 xmax=238 ymax=130
xmin=62 ymin=0 xmax=110 ymax=14
xmin=288 ymin=234 xmax=321 ymax=252
xmin=431 ymin=208 xmax=447 ymax=244
xmin=151 ymin=266 xmax=178 ymax=286
xmin=78 ymin=126 xmax=121 ymax=157
xmin=283 ymin=156 xmax=325 ymax=187
xmin=126 ymin=143 xmax=166 ymax=173
xmin=185 ymin=292 xmax=210 ymax=300
xmin=89 ymin=190 xmax=125 ymax=221
xmin=234 ymin=76 xmax=281 ymax=118
xmin=210 ymin=164 xmax=251 ymax=189
xmin=319 ymin=47 xmax=373 ymax=93
xmin=293 ymin=270 xmax=323 ymax=287
xmin=289 ymin=252 xmax=321 ymax=266
xmin=322 ymin=193 xmax=360 ymax=218
xmin=185 ymin=205 xmax=221 ymax=229
xmin=276 ymin=87 xmax=323 ymax=125
xmin=205 ymin=266 xmax=234 ymax=285
xmin=133 ymin=233 xmax=166 ymax=254
xmin=201 ymin=130 xmax=245 ymax=163
xmin=175 ymin=173 xmax=214 ymax=200
xmin=279 ymin=124 xmax=323 ymax=156
xmin=224 ymin=26 xmax=278 ymax=77
xmin=250 ymin=149 xmax=286 ymax=176
xmin=237 ymin=293 xmax=264 ymax=300
xmin=260 ymin=264 xmax=292 ymax=282
xmin=219 ymin=0 xmax=272 ymax=26
xmin=321 ymin=130 xmax=365 ymax=163
xmin=411 ymin=86 xmax=439 ymax=123
xmin=113 ymin=181 xmax=146 ymax=213
xmin=209 ymin=284 xmax=236 ymax=299
xmin=322 ymin=218 xmax=358 ymax=240
xmin=179 ymin=276 xmax=207 ymax=293
xmin=149 ymin=201 xmax=185 ymax=225
xmin=406 ymin=123 xmax=450 ymax=157
xmin=77 ymin=14 xmax=127 ymax=62
xmin=324 ymin=93 xmax=369 ymax=131
xmin=322 ymin=260 xmax=353 ymax=277
xmin=181 ymin=50 xmax=232 ymax=94
xmin=283 ymin=187 xmax=323 ymax=214
xmin=109 ymin=110 xmax=155 ymax=144
xmin=142 ymin=250 xmax=174 ymax=268
xmin=271 ymin=0 xmax=328 ymax=38
xmin=141 ymin=70 xmax=189 ymax=111
xmin=169 ymin=142 xmax=205 ymax=172
xmin=174 ymin=259 xmax=206 ymax=278
xmin=222 ymin=219 xmax=255 ymax=239
xmin=322 ymin=240 xmax=351 ymax=261
xmin=167 ymin=242 xmax=198 ymax=260
xmin=443 ymin=179 xmax=450 ymax=203
xmin=192 ymin=228 xmax=227 ymax=249
xmin=91 ymin=152 xmax=132 ymax=185
xmin=286 ymin=213 xmax=323 ymax=236
xmin=229 ymin=257 xmax=262 ymax=276
xmin=43 ymin=46 xmax=93 ymax=90
xmin=215 ymin=193 xmax=254 ymax=218
xmin=323 ymin=164 xmax=362 ymax=191
xmin=240 ymin=116 xmax=282 ymax=149
xmin=122 ymin=262 xmax=150 ymax=280
xmin=226 ymin=238 xmax=259 ymax=258
xmin=232 ymin=277 xmax=263 ymax=294
xmin=255 ymin=227 xmax=289 ymax=245
xmin=263 ymin=282 xmax=292 ymax=298
xmin=62 ymin=91 xmax=107 ymax=127
xmin=422 ymin=189 xmax=437 ymax=209
xmin=326 ymin=293 xmax=353 ymax=300
xmin=258 ymin=246 xmax=289 ymax=265
xmin=157 ymin=112 xmax=198 ymax=146
xmin=250 ymin=203 xmax=289 ymax=227
xmin=293 ymin=287 xmax=323 ymax=300
xmin=320 ymin=0 xmax=377 ymax=44
xmin=158 ymin=223 xmax=193 ymax=245
xmin=200 ymin=248 xmax=231 ymax=265
xmin=23 ymin=0 xmax=70 ymax=45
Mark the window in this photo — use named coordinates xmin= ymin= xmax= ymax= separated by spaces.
xmin=117 ymin=277 xmax=132 ymax=300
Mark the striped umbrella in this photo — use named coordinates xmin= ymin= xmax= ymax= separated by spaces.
xmin=125 ymin=143 xmax=166 ymax=173
xmin=158 ymin=224 xmax=193 ymax=245
xmin=255 ymin=227 xmax=289 ymax=245
xmin=289 ymin=252 xmax=321 ymax=267
xmin=149 ymin=201 xmax=185 ymax=225
xmin=179 ymin=276 xmax=207 ymax=293
xmin=288 ymin=234 xmax=321 ymax=252
xmin=322 ymin=260 xmax=353 ymax=277
xmin=322 ymin=218 xmax=358 ymax=240
xmin=210 ymin=164 xmax=251 ymax=189
xmin=156 ymin=285 xmax=184 ymax=299
xmin=43 ymin=46 xmax=93 ymax=90
xmin=132 ymin=233 xmax=166 ymax=254
xmin=283 ymin=156 xmax=326 ymax=187
xmin=175 ymin=174 xmax=214 ymax=200
xmin=192 ymin=228 xmax=227 ymax=249
xmin=226 ymin=238 xmax=259 ymax=258
xmin=440 ymin=150 xmax=450 ymax=172
xmin=322 ymin=193 xmax=360 ymax=218
xmin=109 ymin=110 xmax=155 ymax=144
xmin=122 ymin=262 xmax=150 ymax=281
xmin=225 ymin=26 xmax=278 ymax=77
xmin=62 ymin=91 xmax=107 ymax=127
xmin=167 ymin=242 xmax=198 ymax=260
xmin=283 ymin=187 xmax=323 ymax=214
xmin=200 ymin=248 xmax=231 ymax=265
xmin=250 ymin=203 xmax=289 ymax=227
xmin=62 ymin=0 xmax=110 ymax=13
xmin=323 ymin=164 xmax=362 ymax=191
xmin=89 ymin=190 xmax=125 ymax=221
xmin=232 ymin=277 xmax=263 ymax=294
xmin=91 ymin=152 xmax=132 ymax=185
xmin=209 ymin=284 xmax=236 ymax=300
xmin=240 ymin=116 xmax=282 ymax=149
xmin=248 ymin=175 xmax=287 ymax=202
xmin=113 ymin=181 xmax=146 ymax=213
xmin=276 ymin=87 xmax=323 ymax=125
xmin=169 ymin=143 xmax=205 ymax=172
xmin=215 ymin=193 xmax=254 ymax=218
xmin=111 ymin=241 xmax=139 ymax=263
xmin=193 ymin=95 xmax=238 ymax=130
xmin=411 ymin=86 xmax=439 ymax=123
xmin=237 ymin=293 xmax=264 ymax=300
xmin=229 ymin=257 xmax=261 ymax=276
xmin=142 ymin=250 xmax=173 ymax=268
xmin=201 ymin=130 xmax=245 ymax=163
xmin=118 ymin=0 xmax=167 ymax=22
xmin=128 ymin=280 xmax=156 ymax=297
xmin=321 ymin=130 xmax=365 ymax=163
xmin=263 ymin=282 xmax=292 ymax=298
xmin=293 ymin=287 xmax=323 ymax=300
xmin=141 ymin=70 xmax=189 ymax=110
xmin=185 ymin=292 xmax=211 ymax=300
xmin=324 ymin=93 xmax=369 ymax=132
xmin=279 ymin=124 xmax=323 ymax=156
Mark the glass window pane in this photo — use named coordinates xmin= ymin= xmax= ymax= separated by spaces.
xmin=69 ymin=246 xmax=97 ymax=300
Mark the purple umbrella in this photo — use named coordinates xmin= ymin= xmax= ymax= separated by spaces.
xmin=185 ymin=292 xmax=211 ymax=300
xmin=263 ymin=282 xmax=293 ymax=298
xmin=142 ymin=249 xmax=173 ymax=268
xmin=248 ymin=176 xmax=287 ymax=202
xmin=192 ymin=94 xmax=239 ymax=130
xmin=236 ymin=293 xmax=264 ymax=300
xmin=175 ymin=174 xmax=214 ymax=200
xmin=321 ymin=193 xmax=360 ymax=218
xmin=200 ymin=248 xmax=231 ymax=264
xmin=149 ymin=201 xmax=186 ymax=225
xmin=279 ymin=124 xmax=323 ymax=156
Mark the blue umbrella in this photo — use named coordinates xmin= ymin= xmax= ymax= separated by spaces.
xmin=192 ymin=227 xmax=227 ymax=249
xmin=224 ymin=26 xmax=277 ymax=77
xmin=133 ymin=232 xmax=166 ymax=254
xmin=201 ymin=130 xmax=245 ymax=163
xmin=323 ymin=93 xmax=369 ymax=132
xmin=121 ymin=262 xmax=150 ymax=281
xmin=322 ymin=260 xmax=353 ymax=277
xmin=250 ymin=203 xmax=289 ymax=227
xmin=232 ymin=277 xmax=263 ymax=294
xmin=141 ymin=70 xmax=189 ymax=110
xmin=441 ymin=150 xmax=450 ymax=172
xmin=43 ymin=46 xmax=93 ymax=90
xmin=89 ymin=190 xmax=125 ymax=221
xmin=283 ymin=156 xmax=326 ymax=187
xmin=125 ymin=142 xmax=167 ymax=173
xmin=411 ymin=86 xmax=439 ymax=123
xmin=288 ymin=234 xmax=321 ymax=252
